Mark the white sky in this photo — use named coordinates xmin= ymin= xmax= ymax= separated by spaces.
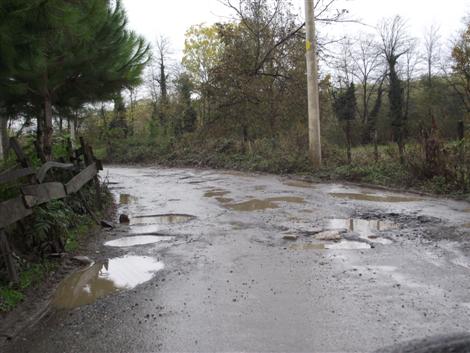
xmin=122 ymin=0 xmax=470 ymax=60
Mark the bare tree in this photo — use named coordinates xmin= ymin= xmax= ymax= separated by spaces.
xmin=423 ymin=24 xmax=441 ymax=120
xmin=378 ymin=15 xmax=413 ymax=163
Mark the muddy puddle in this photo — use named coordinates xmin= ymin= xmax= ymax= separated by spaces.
xmin=131 ymin=214 xmax=196 ymax=225
xmin=290 ymin=241 xmax=371 ymax=251
xmin=283 ymin=179 xmax=316 ymax=188
xmin=119 ymin=194 xmax=137 ymax=205
xmin=204 ymin=189 xmax=230 ymax=198
xmin=105 ymin=236 xmax=175 ymax=247
xmin=224 ymin=196 xmax=305 ymax=212
xmin=330 ymin=192 xmax=421 ymax=203
xmin=53 ymin=256 xmax=164 ymax=309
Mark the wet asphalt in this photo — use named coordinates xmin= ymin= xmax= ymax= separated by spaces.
xmin=4 ymin=166 xmax=470 ymax=353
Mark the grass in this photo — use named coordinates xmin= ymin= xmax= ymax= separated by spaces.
xmin=0 ymin=262 xmax=56 ymax=312
xmin=98 ymin=135 xmax=470 ymax=197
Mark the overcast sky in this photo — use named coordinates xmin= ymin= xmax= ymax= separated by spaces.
xmin=122 ymin=0 xmax=470 ymax=59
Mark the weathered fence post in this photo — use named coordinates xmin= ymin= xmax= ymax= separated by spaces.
xmin=80 ymin=137 xmax=102 ymax=210
xmin=0 ymin=229 xmax=19 ymax=284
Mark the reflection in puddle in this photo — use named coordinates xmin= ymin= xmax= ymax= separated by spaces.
xmin=131 ymin=214 xmax=196 ymax=225
xmin=283 ymin=180 xmax=316 ymax=188
xmin=119 ymin=194 xmax=137 ymax=205
xmin=328 ymin=218 xmax=397 ymax=244
xmin=325 ymin=241 xmax=371 ymax=250
xmin=330 ymin=193 xmax=420 ymax=203
xmin=225 ymin=197 xmax=305 ymax=212
xmin=290 ymin=241 xmax=371 ymax=250
xmin=105 ymin=236 xmax=174 ymax=247
xmin=53 ymin=256 xmax=164 ymax=309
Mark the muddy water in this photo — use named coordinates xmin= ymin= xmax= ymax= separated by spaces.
xmin=290 ymin=241 xmax=372 ymax=251
xmin=224 ymin=196 xmax=305 ymax=212
xmin=131 ymin=214 xmax=196 ymax=225
xmin=105 ymin=236 xmax=175 ymax=248
xmin=119 ymin=194 xmax=137 ymax=205
xmin=204 ymin=189 xmax=230 ymax=198
xmin=283 ymin=179 xmax=316 ymax=188
xmin=330 ymin=192 xmax=421 ymax=203
xmin=53 ymin=256 xmax=164 ymax=309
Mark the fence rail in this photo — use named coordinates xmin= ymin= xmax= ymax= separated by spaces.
xmin=0 ymin=137 xmax=103 ymax=284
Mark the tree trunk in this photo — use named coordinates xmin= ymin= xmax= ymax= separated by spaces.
xmin=43 ymin=94 xmax=54 ymax=160
xmin=373 ymin=130 xmax=379 ymax=163
xmin=0 ymin=115 xmax=8 ymax=160
xmin=346 ymin=119 xmax=352 ymax=164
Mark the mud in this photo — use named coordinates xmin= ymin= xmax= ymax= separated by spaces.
xmin=131 ymin=214 xmax=196 ymax=225
xmin=330 ymin=192 xmax=421 ymax=203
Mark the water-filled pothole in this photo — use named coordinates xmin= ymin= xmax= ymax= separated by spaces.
xmin=328 ymin=218 xmax=398 ymax=244
xmin=224 ymin=197 xmax=305 ymax=212
xmin=290 ymin=241 xmax=371 ymax=250
xmin=283 ymin=180 xmax=316 ymax=188
xmin=105 ymin=236 xmax=174 ymax=247
xmin=330 ymin=193 xmax=420 ymax=203
xmin=53 ymin=256 xmax=164 ymax=309
xmin=204 ymin=189 xmax=230 ymax=198
xmin=119 ymin=194 xmax=137 ymax=205
xmin=131 ymin=214 xmax=196 ymax=225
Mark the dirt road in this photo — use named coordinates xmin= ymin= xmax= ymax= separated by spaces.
xmin=5 ymin=166 xmax=470 ymax=352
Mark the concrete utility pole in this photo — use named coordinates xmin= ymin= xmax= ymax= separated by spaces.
xmin=305 ymin=0 xmax=322 ymax=167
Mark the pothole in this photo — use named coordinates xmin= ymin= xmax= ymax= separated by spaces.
xmin=204 ymin=189 xmax=230 ymax=198
xmin=53 ymin=256 xmax=164 ymax=309
xmin=119 ymin=194 xmax=137 ymax=205
xmin=283 ymin=179 xmax=316 ymax=188
xmin=330 ymin=192 xmax=421 ymax=203
xmin=131 ymin=214 xmax=196 ymax=225
xmin=290 ymin=241 xmax=371 ymax=250
xmin=327 ymin=218 xmax=398 ymax=244
xmin=105 ymin=236 xmax=174 ymax=247
xmin=224 ymin=197 xmax=305 ymax=212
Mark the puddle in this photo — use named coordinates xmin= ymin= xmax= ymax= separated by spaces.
xmin=119 ymin=194 xmax=137 ymax=205
xmin=330 ymin=192 xmax=420 ymax=203
xmin=328 ymin=218 xmax=397 ymax=244
xmin=290 ymin=241 xmax=371 ymax=250
xmin=225 ymin=197 xmax=305 ymax=212
xmin=53 ymin=256 xmax=164 ymax=309
xmin=204 ymin=189 xmax=230 ymax=198
xmin=463 ymin=223 xmax=470 ymax=229
xmin=268 ymin=197 xmax=305 ymax=204
xmin=105 ymin=236 xmax=174 ymax=247
xmin=255 ymin=185 xmax=267 ymax=191
xmin=283 ymin=180 xmax=316 ymax=188
xmin=216 ymin=197 xmax=234 ymax=204
xmin=325 ymin=241 xmax=371 ymax=250
xmin=131 ymin=214 xmax=196 ymax=225
xmin=225 ymin=199 xmax=279 ymax=211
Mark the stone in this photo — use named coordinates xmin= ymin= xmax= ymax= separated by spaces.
xmin=72 ymin=256 xmax=93 ymax=265
xmin=101 ymin=220 xmax=114 ymax=228
xmin=282 ymin=233 xmax=299 ymax=241
xmin=315 ymin=230 xmax=343 ymax=241
xmin=119 ymin=214 xmax=130 ymax=224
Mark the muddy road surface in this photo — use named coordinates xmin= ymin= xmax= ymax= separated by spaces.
xmin=5 ymin=166 xmax=470 ymax=353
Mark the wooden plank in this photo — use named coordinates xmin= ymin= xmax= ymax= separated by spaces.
xmin=0 ymin=229 xmax=19 ymax=284
xmin=0 ymin=167 xmax=36 ymax=185
xmin=0 ymin=196 xmax=33 ymax=228
xmin=36 ymin=162 xmax=75 ymax=183
xmin=65 ymin=163 xmax=97 ymax=194
xmin=21 ymin=182 xmax=67 ymax=208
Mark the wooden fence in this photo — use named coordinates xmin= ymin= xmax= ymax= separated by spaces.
xmin=0 ymin=137 xmax=103 ymax=284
